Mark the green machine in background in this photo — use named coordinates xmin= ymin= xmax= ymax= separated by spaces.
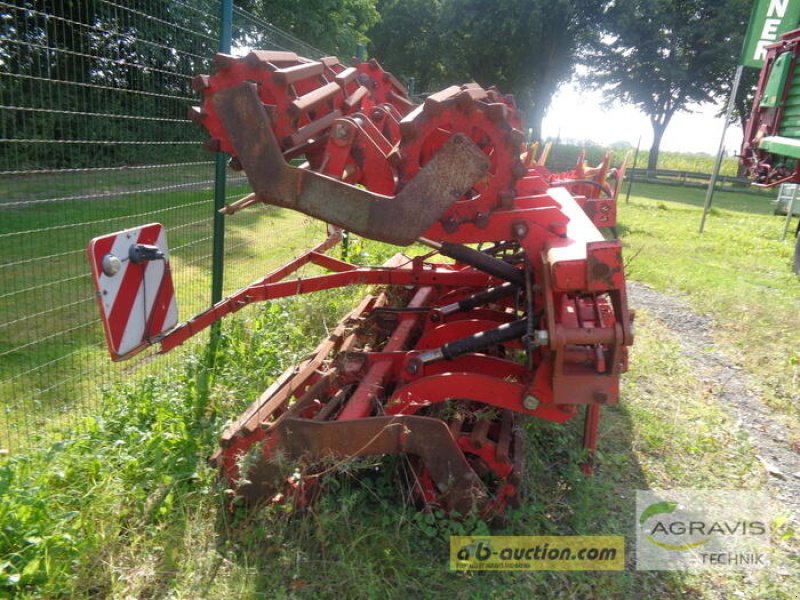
xmin=741 ymin=29 xmax=800 ymax=272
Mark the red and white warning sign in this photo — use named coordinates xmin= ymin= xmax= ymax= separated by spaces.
xmin=87 ymin=223 xmax=178 ymax=361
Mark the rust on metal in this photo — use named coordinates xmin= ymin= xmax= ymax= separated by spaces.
xmin=212 ymin=82 xmax=490 ymax=245
xmin=237 ymin=415 xmax=488 ymax=514
xmin=90 ymin=48 xmax=637 ymax=517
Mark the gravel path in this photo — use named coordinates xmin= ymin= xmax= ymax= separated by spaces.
xmin=627 ymin=281 xmax=800 ymax=522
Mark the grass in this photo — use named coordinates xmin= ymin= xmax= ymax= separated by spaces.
xmin=1 ymin=285 xmax=796 ymax=598
xmin=547 ymin=143 xmax=742 ymax=177
xmin=1 ymin=173 xmax=799 ymax=598
xmin=0 ymin=165 xmax=329 ymax=452
xmin=618 ymin=182 xmax=800 ymax=439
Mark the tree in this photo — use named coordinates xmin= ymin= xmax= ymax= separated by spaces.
xmin=0 ymin=0 xmax=229 ymax=169
xmin=239 ymin=0 xmax=380 ymax=57
xmin=369 ymin=0 xmax=605 ymax=140
xmin=584 ymin=0 xmax=751 ymax=170
xmin=367 ymin=1 xmax=450 ymax=92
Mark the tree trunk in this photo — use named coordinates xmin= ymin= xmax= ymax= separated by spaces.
xmin=647 ymin=121 xmax=668 ymax=170
xmin=528 ymin=108 xmax=544 ymax=143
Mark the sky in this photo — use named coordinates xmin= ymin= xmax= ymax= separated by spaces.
xmin=541 ymin=81 xmax=744 ymax=156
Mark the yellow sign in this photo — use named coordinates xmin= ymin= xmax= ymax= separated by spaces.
xmin=450 ymin=536 xmax=625 ymax=571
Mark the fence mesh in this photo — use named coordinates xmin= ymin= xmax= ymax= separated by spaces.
xmin=221 ymin=5 xmax=329 ymax=295
xmin=0 ymin=0 xmax=329 ymax=453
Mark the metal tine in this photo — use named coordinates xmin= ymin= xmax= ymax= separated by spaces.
xmin=213 ymin=52 xmax=237 ymax=69
xmin=187 ymin=106 xmax=205 ymax=123
xmin=314 ymin=385 xmax=352 ymax=421
xmin=191 ymin=74 xmax=210 ymax=92
xmin=449 ymin=411 xmax=466 ymax=438
xmin=423 ymin=85 xmax=462 ymax=110
xmin=286 ymin=109 xmax=342 ymax=148
xmin=387 ymin=90 xmax=415 ymax=112
xmin=272 ymin=61 xmax=325 ymax=85
xmin=246 ymin=50 xmax=299 ymax=68
xmin=344 ymin=86 xmax=369 ymax=111
xmin=471 ymin=416 xmax=491 ymax=449
xmin=335 ymin=67 xmax=359 ymax=88
xmin=320 ymin=56 xmax=341 ymax=67
xmin=398 ymin=104 xmax=425 ymax=139
xmin=289 ymin=81 xmax=342 ymax=116
xmin=496 ymin=410 xmax=513 ymax=463
xmin=382 ymin=70 xmax=409 ymax=95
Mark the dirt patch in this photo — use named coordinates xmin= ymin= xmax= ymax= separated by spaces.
xmin=627 ymin=281 xmax=800 ymax=522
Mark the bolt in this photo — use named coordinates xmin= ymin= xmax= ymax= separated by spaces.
xmin=593 ymin=391 xmax=609 ymax=404
xmin=333 ymin=123 xmax=351 ymax=140
xmin=512 ymin=222 xmax=528 ymax=239
xmin=442 ymin=217 xmax=459 ymax=233
xmin=406 ymin=358 xmax=421 ymax=375
xmin=523 ymin=395 xmax=540 ymax=411
xmin=101 ymin=254 xmax=122 ymax=277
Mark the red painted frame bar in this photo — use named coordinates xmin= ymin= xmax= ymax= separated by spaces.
xmin=158 ymin=232 xmax=495 ymax=353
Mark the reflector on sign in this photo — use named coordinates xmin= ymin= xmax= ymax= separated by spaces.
xmin=87 ymin=223 xmax=178 ymax=361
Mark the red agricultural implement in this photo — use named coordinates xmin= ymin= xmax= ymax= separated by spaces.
xmin=87 ymin=51 xmax=633 ymax=516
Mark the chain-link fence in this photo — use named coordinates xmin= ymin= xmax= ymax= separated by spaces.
xmin=0 ymin=1 xmax=330 ymax=453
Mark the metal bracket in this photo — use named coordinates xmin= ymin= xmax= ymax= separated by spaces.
xmin=212 ymin=82 xmax=490 ymax=246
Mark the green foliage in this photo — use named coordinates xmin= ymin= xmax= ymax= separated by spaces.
xmin=0 ymin=232 xmax=798 ymax=596
xmin=0 ymin=0 xmax=218 ymax=171
xmin=0 ymin=364 xmax=213 ymax=594
xmin=545 ymin=141 xmax=742 ymax=177
xmin=619 ymin=182 xmax=800 ymax=432
xmin=240 ymin=0 xmax=380 ymax=56
xmin=583 ymin=0 xmax=751 ymax=169
xmin=367 ymin=0 xmax=450 ymax=94
xmin=369 ymin=0 xmax=605 ymax=138
xmin=0 ymin=294 xmax=340 ymax=596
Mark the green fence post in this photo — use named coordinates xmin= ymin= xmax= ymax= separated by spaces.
xmin=211 ymin=0 xmax=233 ymax=328
xmin=203 ymin=0 xmax=233 ymax=391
